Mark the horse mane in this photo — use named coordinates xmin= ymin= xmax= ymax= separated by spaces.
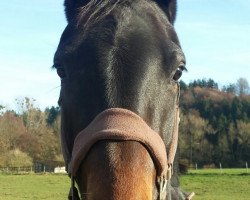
xmin=64 ymin=0 xmax=177 ymax=24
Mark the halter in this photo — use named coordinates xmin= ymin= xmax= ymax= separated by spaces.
xmin=67 ymin=84 xmax=193 ymax=200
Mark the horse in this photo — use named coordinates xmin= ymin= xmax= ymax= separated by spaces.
xmin=53 ymin=0 xmax=193 ymax=199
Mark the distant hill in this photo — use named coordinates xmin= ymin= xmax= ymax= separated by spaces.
xmin=179 ymin=78 xmax=250 ymax=168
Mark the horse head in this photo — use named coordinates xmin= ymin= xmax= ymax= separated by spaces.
xmin=54 ymin=0 xmax=190 ymax=199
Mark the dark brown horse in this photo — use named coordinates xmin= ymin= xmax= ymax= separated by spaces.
xmin=53 ymin=0 xmax=193 ymax=199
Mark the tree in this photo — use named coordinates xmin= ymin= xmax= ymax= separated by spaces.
xmin=0 ymin=105 xmax=5 ymax=115
xmin=179 ymin=80 xmax=188 ymax=91
xmin=236 ymin=78 xmax=249 ymax=96
xmin=179 ymin=110 xmax=212 ymax=166
xmin=45 ymin=106 xmax=61 ymax=136
xmin=231 ymin=98 xmax=243 ymax=122
xmin=207 ymin=78 xmax=218 ymax=89
xmin=236 ymin=120 xmax=250 ymax=162
xmin=222 ymin=84 xmax=236 ymax=94
xmin=0 ymin=111 xmax=26 ymax=154
xmin=45 ymin=106 xmax=60 ymax=126
xmin=188 ymin=78 xmax=218 ymax=89
xmin=179 ymin=79 xmax=250 ymax=167
xmin=14 ymin=97 xmax=62 ymax=165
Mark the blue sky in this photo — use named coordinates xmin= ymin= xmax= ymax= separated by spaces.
xmin=0 ymin=0 xmax=249 ymax=110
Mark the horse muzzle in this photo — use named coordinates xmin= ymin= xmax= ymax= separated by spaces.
xmin=68 ymin=108 xmax=180 ymax=200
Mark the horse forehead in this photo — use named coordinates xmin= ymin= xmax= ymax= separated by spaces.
xmin=57 ymin=1 xmax=181 ymax=59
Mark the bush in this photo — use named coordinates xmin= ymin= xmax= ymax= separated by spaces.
xmin=179 ymin=159 xmax=189 ymax=174
xmin=3 ymin=149 xmax=33 ymax=167
xmin=203 ymin=163 xmax=216 ymax=169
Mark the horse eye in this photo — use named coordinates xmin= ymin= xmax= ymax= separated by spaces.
xmin=56 ymin=67 xmax=66 ymax=79
xmin=173 ymin=67 xmax=183 ymax=81
xmin=173 ymin=64 xmax=186 ymax=81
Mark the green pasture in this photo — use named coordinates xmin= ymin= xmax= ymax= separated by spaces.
xmin=181 ymin=168 xmax=250 ymax=200
xmin=0 ymin=173 xmax=69 ymax=200
xmin=0 ymin=169 xmax=249 ymax=200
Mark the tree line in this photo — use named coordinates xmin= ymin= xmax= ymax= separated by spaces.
xmin=0 ymin=78 xmax=249 ymax=168
xmin=179 ymin=78 xmax=250 ymax=168
xmin=0 ymin=98 xmax=61 ymax=168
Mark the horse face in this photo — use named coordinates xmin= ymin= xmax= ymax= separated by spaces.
xmin=54 ymin=0 xmax=185 ymax=199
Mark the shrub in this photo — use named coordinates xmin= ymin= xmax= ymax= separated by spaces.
xmin=4 ymin=149 xmax=33 ymax=167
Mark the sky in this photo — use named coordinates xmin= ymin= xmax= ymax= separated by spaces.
xmin=0 ymin=0 xmax=249 ymax=110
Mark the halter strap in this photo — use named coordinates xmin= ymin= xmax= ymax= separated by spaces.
xmin=157 ymin=83 xmax=180 ymax=199
xmin=69 ymin=108 xmax=168 ymax=177
xmin=69 ymin=84 xmax=181 ymax=200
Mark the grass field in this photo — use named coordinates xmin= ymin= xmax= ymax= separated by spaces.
xmin=0 ymin=173 xmax=69 ymax=200
xmin=0 ymin=169 xmax=249 ymax=200
xmin=181 ymin=169 xmax=250 ymax=200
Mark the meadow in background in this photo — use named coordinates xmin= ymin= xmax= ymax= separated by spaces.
xmin=0 ymin=169 xmax=249 ymax=200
